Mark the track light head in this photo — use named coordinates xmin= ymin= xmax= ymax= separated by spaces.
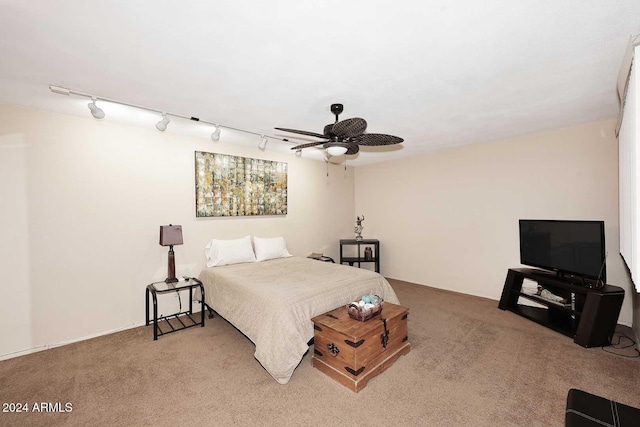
xmin=295 ymin=149 xmax=302 ymax=158
xmin=156 ymin=113 xmax=170 ymax=131
xmin=88 ymin=98 xmax=105 ymax=119
xmin=211 ymin=125 xmax=221 ymax=141
xmin=258 ymin=135 xmax=268 ymax=150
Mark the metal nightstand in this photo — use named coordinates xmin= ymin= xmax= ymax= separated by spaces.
xmin=145 ymin=278 xmax=205 ymax=340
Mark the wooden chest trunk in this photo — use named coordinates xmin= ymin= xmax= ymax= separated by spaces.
xmin=311 ymin=302 xmax=410 ymax=392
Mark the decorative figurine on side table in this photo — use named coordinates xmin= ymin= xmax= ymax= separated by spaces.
xmin=355 ymin=215 xmax=365 ymax=241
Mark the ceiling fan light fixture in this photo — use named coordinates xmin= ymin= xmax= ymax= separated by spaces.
xmin=326 ymin=145 xmax=348 ymax=156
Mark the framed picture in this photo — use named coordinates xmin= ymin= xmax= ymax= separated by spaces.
xmin=194 ymin=151 xmax=288 ymax=217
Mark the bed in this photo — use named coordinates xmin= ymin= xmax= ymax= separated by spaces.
xmin=197 ymin=256 xmax=400 ymax=384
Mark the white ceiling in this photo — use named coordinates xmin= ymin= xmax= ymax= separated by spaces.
xmin=1 ymin=1 xmax=639 ymax=165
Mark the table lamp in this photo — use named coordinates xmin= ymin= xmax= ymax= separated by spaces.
xmin=159 ymin=224 xmax=183 ymax=283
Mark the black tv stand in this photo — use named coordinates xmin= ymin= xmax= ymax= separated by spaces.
xmin=498 ymin=268 xmax=624 ymax=347
xmin=528 ymin=270 xmax=603 ymax=289
xmin=528 ymin=269 xmax=559 ymax=278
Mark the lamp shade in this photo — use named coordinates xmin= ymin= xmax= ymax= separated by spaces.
xmin=159 ymin=225 xmax=183 ymax=246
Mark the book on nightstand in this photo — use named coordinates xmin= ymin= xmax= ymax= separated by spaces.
xmin=309 ymin=253 xmax=333 ymax=262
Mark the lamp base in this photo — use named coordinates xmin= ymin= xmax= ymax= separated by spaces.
xmin=166 ymin=246 xmax=177 ymax=283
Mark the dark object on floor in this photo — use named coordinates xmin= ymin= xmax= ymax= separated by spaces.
xmin=500 ymin=268 xmax=624 ymax=347
xmin=566 ymin=388 xmax=640 ymax=426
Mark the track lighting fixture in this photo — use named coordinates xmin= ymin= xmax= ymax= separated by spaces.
xmin=49 ymin=85 xmax=297 ymax=153
xmin=49 ymin=85 xmax=70 ymax=96
xmin=258 ymin=135 xmax=268 ymax=150
xmin=211 ymin=125 xmax=221 ymax=141
xmin=295 ymin=149 xmax=302 ymax=158
xmin=88 ymin=98 xmax=105 ymax=119
xmin=156 ymin=113 xmax=170 ymax=131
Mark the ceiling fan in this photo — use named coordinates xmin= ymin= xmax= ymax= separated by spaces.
xmin=275 ymin=104 xmax=404 ymax=156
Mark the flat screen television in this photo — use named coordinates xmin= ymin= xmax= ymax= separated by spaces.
xmin=519 ymin=219 xmax=606 ymax=283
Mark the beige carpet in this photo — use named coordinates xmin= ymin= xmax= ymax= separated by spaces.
xmin=1 ymin=279 xmax=638 ymax=427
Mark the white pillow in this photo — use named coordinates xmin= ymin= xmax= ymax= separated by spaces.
xmin=253 ymin=236 xmax=292 ymax=262
xmin=205 ymin=235 xmax=256 ymax=267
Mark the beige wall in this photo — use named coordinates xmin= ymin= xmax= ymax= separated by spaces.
xmin=2 ymin=104 xmax=634 ymax=358
xmin=0 ymin=104 xmax=355 ymax=359
xmin=355 ymin=119 xmax=634 ymax=326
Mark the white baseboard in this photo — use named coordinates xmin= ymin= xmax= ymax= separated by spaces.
xmin=0 ymin=320 xmax=147 ymax=361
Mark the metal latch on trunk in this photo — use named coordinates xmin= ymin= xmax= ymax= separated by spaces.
xmin=380 ymin=318 xmax=389 ymax=349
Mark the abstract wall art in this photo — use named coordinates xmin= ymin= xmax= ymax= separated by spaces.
xmin=194 ymin=151 xmax=288 ymax=217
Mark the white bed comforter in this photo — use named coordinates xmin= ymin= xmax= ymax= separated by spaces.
xmin=197 ymin=256 xmax=399 ymax=384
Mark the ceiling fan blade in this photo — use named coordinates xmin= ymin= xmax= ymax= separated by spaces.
xmin=275 ymin=127 xmax=328 ymax=139
xmin=290 ymin=141 xmax=327 ymax=150
xmin=331 ymin=118 xmax=367 ymax=138
xmin=345 ymin=144 xmax=360 ymax=155
xmin=357 ymin=133 xmax=404 ymax=146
